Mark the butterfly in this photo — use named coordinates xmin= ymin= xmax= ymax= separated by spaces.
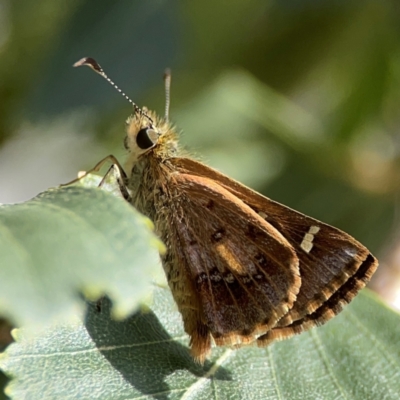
xmin=72 ymin=57 xmax=378 ymax=364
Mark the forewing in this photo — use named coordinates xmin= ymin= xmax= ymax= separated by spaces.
xmin=169 ymin=158 xmax=378 ymax=340
xmin=168 ymin=172 xmax=300 ymax=353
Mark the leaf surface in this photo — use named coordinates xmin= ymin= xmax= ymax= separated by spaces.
xmin=1 ymin=289 xmax=399 ymax=400
xmin=0 ymin=185 xmax=164 ymax=328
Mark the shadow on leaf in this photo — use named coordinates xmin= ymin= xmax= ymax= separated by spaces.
xmin=85 ymin=297 xmax=232 ymax=400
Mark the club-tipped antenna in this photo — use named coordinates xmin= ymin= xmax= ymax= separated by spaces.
xmin=164 ymin=68 xmax=171 ymax=122
xmin=73 ymin=57 xmax=153 ymax=124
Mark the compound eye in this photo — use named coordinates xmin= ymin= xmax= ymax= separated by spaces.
xmin=136 ymin=128 xmax=157 ymax=150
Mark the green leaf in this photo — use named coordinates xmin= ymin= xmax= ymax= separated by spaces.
xmin=0 ymin=288 xmax=399 ymax=400
xmin=0 ymin=184 xmax=164 ymax=328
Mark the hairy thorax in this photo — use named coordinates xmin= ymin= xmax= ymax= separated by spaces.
xmin=127 ymin=155 xmax=173 ymax=230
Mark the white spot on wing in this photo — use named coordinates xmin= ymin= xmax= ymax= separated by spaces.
xmin=300 ymin=225 xmax=320 ymax=253
xmin=301 ymin=241 xmax=314 ymax=253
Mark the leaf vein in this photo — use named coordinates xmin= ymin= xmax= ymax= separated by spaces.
xmin=310 ymin=329 xmax=349 ymax=400
xmin=7 ymin=335 xmax=188 ymax=361
xmin=267 ymin=346 xmax=283 ymax=400
xmin=179 ymin=349 xmax=233 ymax=400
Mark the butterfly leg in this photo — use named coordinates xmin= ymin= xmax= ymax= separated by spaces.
xmin=98 ymin=163 xmax=132 ymax=202
xmin=60 ymin=155 xmax=127 ymax=187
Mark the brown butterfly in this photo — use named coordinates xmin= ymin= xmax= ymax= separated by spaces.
xmin=72 ymin=57 xmax=378 ymax=364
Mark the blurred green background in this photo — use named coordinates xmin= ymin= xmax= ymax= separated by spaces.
xmin=0 ymin=1 xmax=399 ymax=312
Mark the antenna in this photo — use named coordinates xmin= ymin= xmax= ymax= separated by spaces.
xmin=73 ymin=57 xmax=153 ymax=124
xmin=164 ymin=68 xmax=171 ymax=122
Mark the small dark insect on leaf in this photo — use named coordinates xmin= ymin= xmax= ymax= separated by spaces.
xmin=70 ymin=57 xmax=378 ymax=364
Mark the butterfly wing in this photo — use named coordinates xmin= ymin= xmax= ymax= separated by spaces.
xmin=164 ymin=171 xmax=300 ymax=362
xmin=169 ymin=157 xmax=378 ymax=344
xmin=257 ymin=251 xmax=376 ymax=345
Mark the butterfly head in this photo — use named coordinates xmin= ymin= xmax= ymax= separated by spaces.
xmin=124 ymin=108 xmax=179 ymax=160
